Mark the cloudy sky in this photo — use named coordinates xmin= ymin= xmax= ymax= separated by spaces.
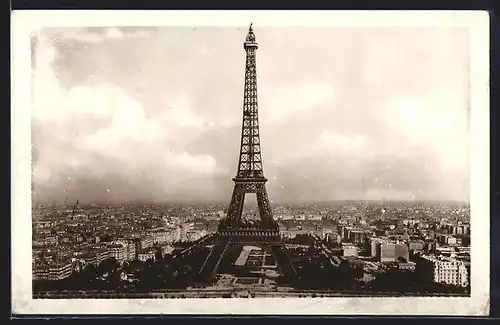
xmin=31 ymin=26 xmax=470 ymax=204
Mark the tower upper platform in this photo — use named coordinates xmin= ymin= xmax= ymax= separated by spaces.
xmin=244 ymin=23 xmax=258 ymax=49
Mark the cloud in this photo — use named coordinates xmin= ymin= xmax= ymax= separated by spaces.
xmin=263 ymin=82 xmax=336 ymax=123
xmin=313 ymin=130 xmax=366 ymax=152
xmin=32 ymin=32 xmax=222 ymax=202
xmin=384 ymin=97 xmax=465 ymax=140
xmin=44 ymin=27 xmax=153 ymax=44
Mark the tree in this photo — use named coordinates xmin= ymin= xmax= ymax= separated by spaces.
xmin=97 ymin=258 xmax=120 ymax=275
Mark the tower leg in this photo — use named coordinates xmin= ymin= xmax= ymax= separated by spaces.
xmin=270 ymin=244 xmax=299 ymax=283
xmin=198 ymin=237 xmax=230 ymax=282
xmin=256 ymin=189 xmax=273 ymax=223
xmin=226 ymin=186 xmax=245 ymax=225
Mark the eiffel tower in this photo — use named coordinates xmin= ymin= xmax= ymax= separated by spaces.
xmin=198 ymin=24 xmax=299 ymax=283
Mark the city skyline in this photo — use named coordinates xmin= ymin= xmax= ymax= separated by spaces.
xmin=32 ymin=26 xmax=470 ymax=204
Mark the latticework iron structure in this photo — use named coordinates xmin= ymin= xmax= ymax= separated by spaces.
xmin=198 ymin=24 xmax=299 ymax=283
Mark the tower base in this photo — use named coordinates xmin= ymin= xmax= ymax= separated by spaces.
xmin=197 ymin=233 xmax=299 ymax=284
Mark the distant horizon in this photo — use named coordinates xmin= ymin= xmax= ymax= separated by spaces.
xmin=34 ymin=197 xmax=470 ymax=206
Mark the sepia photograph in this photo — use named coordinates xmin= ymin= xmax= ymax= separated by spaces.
xmin=12 ymin=10 xmax=489 ymax=315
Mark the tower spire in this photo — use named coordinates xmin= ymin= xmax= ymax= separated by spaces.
xmin=244 ymin=23 xmax=257 ymax=48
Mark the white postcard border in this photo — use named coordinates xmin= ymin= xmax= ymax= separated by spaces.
xmin=11 ymin=10 xmax=490 ymax=315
